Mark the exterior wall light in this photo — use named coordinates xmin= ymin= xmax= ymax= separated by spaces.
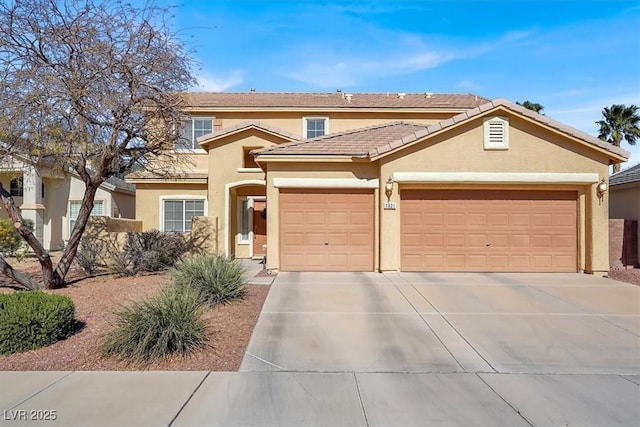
xmin=596 ymin=179 xmax=608 ymax=197
xmin=385 ymin=177 xmax=394 ymax=201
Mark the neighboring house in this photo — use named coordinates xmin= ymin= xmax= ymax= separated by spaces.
xmin=0 ymin=155 xmax=136 ymax=251
xmin=127 ymin=92 xmax=628 ymax=274
xmin=609 ymin=163 xmax=640 ymax=266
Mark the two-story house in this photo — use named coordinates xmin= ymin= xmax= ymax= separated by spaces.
xmin=127 ymin=92 xmax=628 ymax=275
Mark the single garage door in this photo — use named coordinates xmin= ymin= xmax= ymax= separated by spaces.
xmin=401 ymin=190 xmax=577 ymax=272
xmin=280 ymin=189 xmax=374 ymax=271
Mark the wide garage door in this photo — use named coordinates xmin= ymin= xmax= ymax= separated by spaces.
xmin=401 ymin=190 xmax=577 ymax=272
xmin=280 ymin=189 xmax=374 ymax=271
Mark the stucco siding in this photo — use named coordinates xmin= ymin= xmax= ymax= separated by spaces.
xmin=191 ymin=111 xmax=457 ymax=138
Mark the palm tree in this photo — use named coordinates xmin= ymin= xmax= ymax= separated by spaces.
xmin=516 ymin=100 xmax=544 ymax=114
xmin=596 ymin=104 xmax=640 ymax=173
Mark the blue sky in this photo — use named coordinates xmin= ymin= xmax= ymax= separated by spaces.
xmin=164 ymin=0 xmax=640 ymax=165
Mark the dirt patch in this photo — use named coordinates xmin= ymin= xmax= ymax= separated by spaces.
xmin=0 ymin=257 xmax=269 ymax=371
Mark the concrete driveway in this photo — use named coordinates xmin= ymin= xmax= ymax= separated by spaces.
xmin=232 ymin=271 xmax=640 ymax=426
xmin=3 ymin=272 xmax=638 ymax=426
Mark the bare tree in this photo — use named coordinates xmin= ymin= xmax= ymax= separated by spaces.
xmin=0 ymin=0 xmax=195 ymax=289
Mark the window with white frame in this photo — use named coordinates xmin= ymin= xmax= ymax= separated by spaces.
xmin=303 ymin=117 xmax=328 ymax=138
xmin=163 ymin=199 xmax=205 ymax=232
xmin=69 ymin=200 xmax=104 ymax=233
xmin=239 ymin=199 xmax=250 ymax=243
xmin=176 ymin=118 xmax=213 ymax=150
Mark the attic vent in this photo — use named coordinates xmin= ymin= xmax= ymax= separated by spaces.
xmin=483 ymin=116 xmax=509 ymax=150
xmin=344 ymin=93 xmax=353 ymax=102
xmin=397 ymin=93 xmax=406 ymax=99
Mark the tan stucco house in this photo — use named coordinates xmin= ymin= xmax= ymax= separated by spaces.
xmin=1 ymin=155 xmax=136 ymax=251
xmin=609 ymin=163 xmax=640 ymax=265
xmin=128 ymin=92 xmax=628 ymax=275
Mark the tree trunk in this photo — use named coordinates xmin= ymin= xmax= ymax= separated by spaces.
xmin=612 ymin=139 xmax=622 ymax=174
xmin=0 ymin=182 xmax=55 ymax=289
xmin=0 ymin=254 xmax=42 ymax=290
xmin=54 ymin=183 xmax=100 ymax=283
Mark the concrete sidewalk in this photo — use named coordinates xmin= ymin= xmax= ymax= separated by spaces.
xmin=2 ymin=370 xmax=638 ymax=426
xmin=2 ymin=272 xmax=639 ymax=426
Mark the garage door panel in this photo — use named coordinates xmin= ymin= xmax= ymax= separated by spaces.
xmin=401 ymin=190 xmax=577 ymax=272
xmin=468 ymin=213 xmax=487 ymax=226
xmin=281 ymin=232 xmax=304 ymax=246
xmin=280 ymin=190 xmax=373 ymax=271
xmin=445 ymin=213 xmax=466 ymax=226
xmin=445 ymin=234 xmax=465 ymax=247
xmin=325 ymin=232 xmax=346 ymax=246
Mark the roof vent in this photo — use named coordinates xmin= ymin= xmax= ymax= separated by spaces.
xmin=424 ymin=92 xmax=433 ymax=98
xmin=344 ymin=93 xmax=353 ymax=103
xmin=397 ymin=93 xmax=406 ymax=99
xmin=336 ymin=89 xmax=342 ymax=93
xmin=250 ymin=88 xmax=256 ymax=93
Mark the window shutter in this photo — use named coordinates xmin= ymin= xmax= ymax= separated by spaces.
xmin=214 ymin=118 xmax=223 ymax=131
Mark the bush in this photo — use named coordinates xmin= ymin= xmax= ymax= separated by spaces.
xmin=76 ymin=238 xmax=107 ymax=275
xmin=110 ymin=230 xmax=190 ymax=276
xmin=0 ymin=291 xmax=76 ymax=355
xmin=171 ymin=254 xmax=247 ymax=307
xmin=0 ymin=218 xmax=33 ymax=257
xmin=101 ymin=285 xmax=208 ymax=364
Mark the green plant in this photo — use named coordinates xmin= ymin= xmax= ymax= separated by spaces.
xmin=101 ymin=285 xmax=208 ymax=364
xmin=0 ymin=291 xmax=76 ymax=355
xmin=171 ymin=254 xmax=247 ymax=306
xmin=0 ymin=218 xmax=33 ymax=257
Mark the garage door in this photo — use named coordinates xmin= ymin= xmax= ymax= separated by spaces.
xmin=401 ymin=190 xmax=577 ymax=272
xmin=280 ymin=189 xmax=374 ymax=271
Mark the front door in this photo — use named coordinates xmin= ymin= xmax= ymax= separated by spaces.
xmin=253 ymin=200 xmax=267 ymax=257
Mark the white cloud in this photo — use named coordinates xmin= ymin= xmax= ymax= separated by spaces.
xmin=284 ymin=29 xmax=534 ymax=89
xmin=195 ymin=70 xmax=244 ymax=92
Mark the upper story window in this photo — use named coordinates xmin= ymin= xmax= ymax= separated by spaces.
xmin=10 ymin=177 xmax=23 ymax=197
xmin=176 ymin=118 xmax=213 ymax=150
xmin=303 ymin=117 xmax=328 ymax=139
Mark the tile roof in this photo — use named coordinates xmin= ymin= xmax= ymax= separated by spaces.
xmin=198 ymin=120 xmax=300 ymax=146
xmin=103 ymin=176 xmax=136 ymax=194
xmin=610 ymin=162 xmax=640 ymax=185
xmin=254 ymin=98 xmax=630 ymax=160
xmin=182 ymin=92 xmax=488 ymax=109
xmin=254 ymin=122 xmax=428 ymax=157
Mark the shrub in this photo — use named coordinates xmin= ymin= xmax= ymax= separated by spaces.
xmin=0 ymin=218 xmax=33 ymax=257
xmin=101 ymin=285 xmax=208 ymax=364
xmin=0 ymin=291 xmax=76 ymax=355
xmin=76 ymin=238 xmax=107 ymax=275
xmin=110 ymin=230 xmax=190 ymax=276
xmin=171 ymin=254 xmax=247 ymax=307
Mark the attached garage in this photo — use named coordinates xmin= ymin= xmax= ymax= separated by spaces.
xmin=401 ymin=190 xmax=577 ymax=272
xmin=279 ymin=189 xmax=374 ymax=271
